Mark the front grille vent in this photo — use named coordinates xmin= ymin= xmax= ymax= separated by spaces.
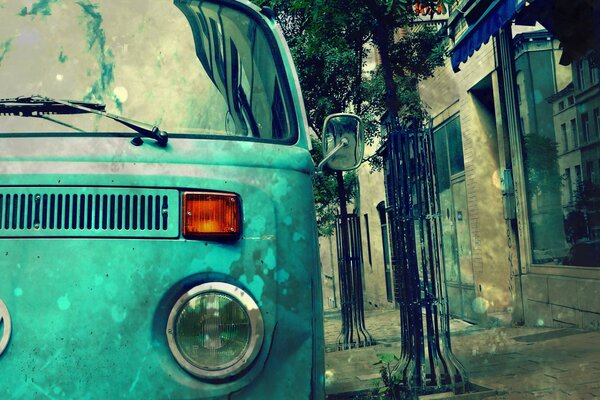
xmin=0 ymin=187 xmax=179 ymax=238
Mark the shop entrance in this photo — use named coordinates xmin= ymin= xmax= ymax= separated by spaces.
xmin=434 ymin=117 xmax=477 ymax=322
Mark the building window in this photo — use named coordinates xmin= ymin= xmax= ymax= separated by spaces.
xmin=446 ymin=118 xmax=465 ymax=175
xmin=522 ymin=49 xmax=600 ymax=267
xmin=589 ymin=58 xmax=599 ymax=85
xmin=363 ymin=213 xmax=372 ymax=269
xmin=455 ymin=17 xmax=467 ymax=39
xmin=586 ymin=161 xmax=594 ymax=183
xmin=565 ymin=168 xmax=573 ymax=204
xmin=376 ymin=202 xmax=393 ymax=303
xmin=516 ymin=84 xmax=522 ymax=105
xmin=582 ymin=113 xmax=590 ymax=142
xmin=595 ymin=108 xmax=600 ymax=139
xmin=571 ymin=119 xmax=579 ymax=148
xmin=524 ymin=118 xmax=599 ymax=267
xmin=578 ymin=59 xmax=587 ymax=89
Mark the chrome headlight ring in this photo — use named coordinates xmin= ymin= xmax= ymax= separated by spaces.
xmin=166 ymin=282 xmax=264 ymax=380
xmin=0 ymin=299 xmax=11 ymax=357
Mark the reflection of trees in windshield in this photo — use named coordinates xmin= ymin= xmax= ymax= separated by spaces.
xmin=178 ymin=2 xmax=297 ymax=142
xmin=77 ymin=2 xmax=118 ymax=111
xmin=18 ymin=0 xmax=58 ymax=16
xmin=0 ymin=0 xmax=296 ymax=142
xmin=0 ymin=38 xmax=13 ymax=64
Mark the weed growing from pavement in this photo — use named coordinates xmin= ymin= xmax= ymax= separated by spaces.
xmin=373 ymin=352 xmax=403 ymax=399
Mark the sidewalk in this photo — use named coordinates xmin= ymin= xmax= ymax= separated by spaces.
xmin=324 ymin=309 xmax=600 ymax=399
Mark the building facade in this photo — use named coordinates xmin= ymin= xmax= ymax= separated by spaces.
xmin=320 ymin=0 xmax=600 ymax=330
xmin=419 ymin=0 xmax=600 ymax=328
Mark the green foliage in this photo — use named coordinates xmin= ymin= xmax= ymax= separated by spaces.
xmin=252 ymin=0 xmax=368 ymax=136
xmin=523 ymin=133 xmax=561 ymax=197
xmin=251 ymin=0 xmax=448 ymax=232
xmin=373 ymin=352 xmax=403 ymax=399
xmin=565 ymin=181 xmax=600 ymax=244
xmin=389 ymin=28 xmax=448 ymax=80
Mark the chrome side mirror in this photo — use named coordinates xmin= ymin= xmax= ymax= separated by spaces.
xmin=318 ymin=113 xmax=364 ymax=171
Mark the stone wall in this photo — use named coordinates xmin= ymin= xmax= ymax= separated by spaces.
xmin=523 ymin=270 xmax=600 ymax=329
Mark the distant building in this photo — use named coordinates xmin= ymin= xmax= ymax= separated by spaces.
xmin=513 ymin=30 xmax=571 ymax=266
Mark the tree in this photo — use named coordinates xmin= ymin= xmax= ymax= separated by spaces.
xmin=251 ymin=0 xmax=453 ymax=355
xmin=251 ymin=0 xmax=449 ymax=234
xmin=250 ymin=0 xmax=368 ymax=238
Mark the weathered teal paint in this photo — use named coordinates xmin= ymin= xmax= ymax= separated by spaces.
xmin=0 ymin=136 xmax=323 ymax=399
xmin=58 ymin=48 xmax=68 ymax=63
xmin=18 ymin=0 xmax=59 ymax=17
xmin=78 ymin=1 xmax=117 ymax=108
xmin=0 ymin=0 xmax=324 ymax=398
xmin=0 ymin=37 xmax=12 ymax=64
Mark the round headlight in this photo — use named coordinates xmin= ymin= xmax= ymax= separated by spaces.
xmin=166 ymin=282 xmax=264 ymax=380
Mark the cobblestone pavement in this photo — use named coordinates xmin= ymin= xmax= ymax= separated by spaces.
xmin=324 ymin=309 xmax=600 ymax=399
xmin=323 ymin=308 xmax=476 ymax=351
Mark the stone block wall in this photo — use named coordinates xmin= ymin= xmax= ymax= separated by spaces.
xmin=523 ymin=272 xmax=600 ymax=329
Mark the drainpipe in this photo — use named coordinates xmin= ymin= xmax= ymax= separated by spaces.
xmin=497 ymin=26 xmax=527 ymax=325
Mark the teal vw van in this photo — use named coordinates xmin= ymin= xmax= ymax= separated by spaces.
xmin=0 ymin=0 xmax=363 ymax=398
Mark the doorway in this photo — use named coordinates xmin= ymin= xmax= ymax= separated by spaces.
xmin=434 ymin=117 xmax=477 ymax=322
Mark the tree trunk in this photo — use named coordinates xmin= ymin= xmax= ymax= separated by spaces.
xmin=373 ymin=20 xmax=400 ymax=118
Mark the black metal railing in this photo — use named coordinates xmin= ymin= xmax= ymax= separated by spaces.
xmin=383 ymin=118 xmax=468 ymax=396
xmin=334 ymin=213 xmax=375 ymax=350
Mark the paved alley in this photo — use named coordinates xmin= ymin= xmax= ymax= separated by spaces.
xmin=324 ymin=309 xmax=600 ymax=399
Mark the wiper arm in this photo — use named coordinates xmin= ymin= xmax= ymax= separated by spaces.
xmin=50 ymin=97 xmax=168 ymax=147
xmin=0 ymin=95 xmax=168 ymax=147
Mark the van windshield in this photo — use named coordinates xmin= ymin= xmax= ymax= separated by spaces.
xmin=0 ymin=0 xmax=297 ymax=143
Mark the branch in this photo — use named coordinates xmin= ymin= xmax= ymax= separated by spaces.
xmin=310 ymin=120 xmax=321 ymax=140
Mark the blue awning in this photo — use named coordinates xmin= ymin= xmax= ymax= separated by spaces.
xmin=450 ymin=0 xmax=526 ymax=72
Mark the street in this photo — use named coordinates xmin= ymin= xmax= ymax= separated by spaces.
xmin=325 ymin=309 xmax=600 ymax=399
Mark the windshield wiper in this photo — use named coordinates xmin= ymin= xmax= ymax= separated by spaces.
xmin=0 ymin=95 xmax=168 ymax=147
xmin=0 ymin=95 xmax=106 ymax=114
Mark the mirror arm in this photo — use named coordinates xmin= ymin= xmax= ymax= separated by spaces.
xmin=317 ymin=138 xmax=349 ymax=171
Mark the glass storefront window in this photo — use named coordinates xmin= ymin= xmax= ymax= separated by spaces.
xmin=521 ymin=48 xmax=600 ymax=267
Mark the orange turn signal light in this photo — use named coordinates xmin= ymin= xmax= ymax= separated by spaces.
xmin=182 ymin=192 xmax=242 ymax=240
